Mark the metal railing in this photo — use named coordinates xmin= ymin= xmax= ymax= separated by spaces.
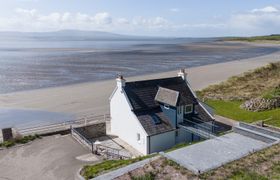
xmin=71 ymin=127 xmax=94 ymax=151
xmin=180 ymin=119 xmax=217 ymax=139
xmin=18 ymin=114 xmax=110 ymax=135
xmin=71 ymin=125 xmax=130 ymax=160
xmin=96 ymin=144 xmax=131 ymax=160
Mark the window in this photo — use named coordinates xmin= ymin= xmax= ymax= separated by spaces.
xmin=185 ymin=105 xmax=193 ymax=114
xmin=164 ymin=104 xmax=170 ymax=109
xmin=137 ymin=133 xmax=141 ymax=141
xmin=175 ymin=130 xmax=179 ymax=137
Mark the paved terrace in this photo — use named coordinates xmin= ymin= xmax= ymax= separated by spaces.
xmin=164 ymin=132 xmax=278 ymax=174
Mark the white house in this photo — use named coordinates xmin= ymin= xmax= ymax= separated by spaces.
xmin=109 ymin=69 xmax=222 ymax=155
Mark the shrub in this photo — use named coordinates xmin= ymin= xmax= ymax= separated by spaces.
xmin=131 ymin=172 xmax=156 ymax=180
xmin=0 ymin=140 xmax=15 ymax=148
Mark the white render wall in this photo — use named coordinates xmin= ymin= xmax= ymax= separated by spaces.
xmin=110 ymin=86 xmax=148 ymax=155
xmin=149 ymin=130 xmax=175 ymax=153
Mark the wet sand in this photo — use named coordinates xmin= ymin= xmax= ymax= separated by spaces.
xmin=0 ymin=48 xmax=279 ymax=118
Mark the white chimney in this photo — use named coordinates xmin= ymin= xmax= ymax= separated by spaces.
xmin=116 ymin=74 xmax=126 ymax=89
xmin=177 ymin=68 xmax=187 ymax=81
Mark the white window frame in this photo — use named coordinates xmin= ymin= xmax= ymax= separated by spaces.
xmin=164 ymin=104 xmax=170 ymax=109
xmin=184 ymin=105 xmax=193 ymax=114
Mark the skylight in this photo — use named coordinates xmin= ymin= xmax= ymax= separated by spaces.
xmin=151 ymin=114 xmax=161 ymax=125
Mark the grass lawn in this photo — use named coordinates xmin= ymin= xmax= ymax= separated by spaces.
xmin=206 ymin=100 xmax=280 ymax=127
xmin=81 ymin=155 xmax=155 ymax=179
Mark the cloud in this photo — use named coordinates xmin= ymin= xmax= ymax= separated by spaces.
xmin=170 ymin=8 xmax=179 ymax=12
xmin=93 ymin=12 xmax=112 ymax=25
xmin=15 ymin=8 xmax=37 ymax=16
xmin=0 ymin=8 xmax=172 ymax=35
xmin=228 ymin=6 xmax=280 ymax=35
xmin=251 ymin=6 xmax=279 ymax=13
xmin=116 ymin=18 xmax=129 ymax=25
xmin=1 ymin=6 xmax=280 ymax=37
xmin=133 ymin=16 xmax=169 ymax=28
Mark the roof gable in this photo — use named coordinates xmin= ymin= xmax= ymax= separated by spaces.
xmin=155 ymin=87 xmax=179 ymax=107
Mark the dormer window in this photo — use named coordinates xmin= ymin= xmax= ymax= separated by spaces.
xmin=164 ymin=104 xmax=170 ymax=109
xmin=185 ymin=105 xmax=193 ymax=114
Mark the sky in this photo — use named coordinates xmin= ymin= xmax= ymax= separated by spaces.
xmin=0 ymin=0 xmax=280 ymax=37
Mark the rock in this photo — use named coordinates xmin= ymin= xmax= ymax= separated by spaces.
xmin=241 ymin=97 xmax=280 ymax=112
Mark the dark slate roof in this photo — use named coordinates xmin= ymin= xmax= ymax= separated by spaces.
xmin=124 ymin=77 xmax=197 ymax=111
xmin=155 ymin=87 xmax=179 ymax=107
xmin=134 ymin=108 xmax=175 ymax=136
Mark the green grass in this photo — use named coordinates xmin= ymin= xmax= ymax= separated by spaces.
xmin=225 ymin=34 xmax=280 ymax=42
xmin=262 ymin=86 xmax=280 ymax=99
xmin=81 ymin=155 xmax=155 ymax=179
xmin=0 ymin=134 xmax=41 ymax=148
xmin=206 ymin=100 xmax=280 ymax=127
xmin=165 ymin=140 xmax=203 ymax=153
xmin=0 ymin=140 xmax=15 ymax=148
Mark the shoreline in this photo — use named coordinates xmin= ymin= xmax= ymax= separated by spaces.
xmin=0 ymin=48 xmax=280 ymax=119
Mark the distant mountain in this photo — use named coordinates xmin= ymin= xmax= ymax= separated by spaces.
xmin=0 ymin=30 xmax=164 ymax=41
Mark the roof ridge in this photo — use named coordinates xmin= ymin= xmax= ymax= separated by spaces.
xmin=125 ymin=76 xmax=180 ymax=84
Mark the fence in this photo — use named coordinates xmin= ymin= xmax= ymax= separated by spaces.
xmin=180 ymin=118 xmax=217 ymax=139
xmin=96 ymin=144 xmax=131 ymax=160
xmin=71 ymin=126 xmax=94 ymax=151
xmin=71 ymin=125 xmax=131 ymax=160
xmin=18 ymin=114 xmax=110 ymax=136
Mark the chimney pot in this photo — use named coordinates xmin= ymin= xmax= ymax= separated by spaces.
xmin=116 ymin=74 xmax=126 ymax=88
xmin=177 ymin=68 xmax=187 ymax=81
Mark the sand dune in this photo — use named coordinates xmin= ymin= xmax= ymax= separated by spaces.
xmin=0 ymin=49 xmax=279 ymax=118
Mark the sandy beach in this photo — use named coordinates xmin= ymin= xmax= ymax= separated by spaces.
xmin=0 ymin=47 xmax=279 ymax=118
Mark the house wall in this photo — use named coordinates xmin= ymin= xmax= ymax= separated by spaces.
xmin=177 ymin=105 xmax=184 ymax=124
xmin=110 ymin=87 xmax=148 ymax=155
xmin=160 ymin=104 xmax=177 ymax=128
xmin=149 ymin=130 xmax=176 ymax=153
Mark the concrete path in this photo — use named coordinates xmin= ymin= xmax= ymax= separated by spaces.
xmin=164 ymin=133 xmax=269 ymax=174
xmin=93 ymin=156 xmax=159 ymax=180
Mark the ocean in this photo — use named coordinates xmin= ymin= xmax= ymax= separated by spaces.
xmin=0 ymin=37 xmax=280 ymax=129
xmin=0 ymin=37 xmax=279 ymax=94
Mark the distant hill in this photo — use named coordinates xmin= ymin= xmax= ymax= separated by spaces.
xmin=0 ymin=30 xmax=161 ymax=41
